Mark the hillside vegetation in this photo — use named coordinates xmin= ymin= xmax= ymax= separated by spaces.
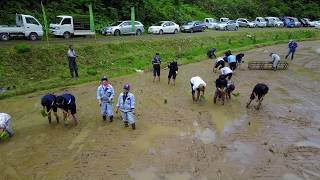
xmin=0 ymin=0 xmax=319 ymax=29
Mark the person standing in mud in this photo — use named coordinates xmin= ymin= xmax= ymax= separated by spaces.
xmin=246 ymin=83 xmax=269 ymax=110
xmin=213 ymin=57 xmax=225 ymax=73
xmin=41 ymin=93 xmax=59 ymax=124
xmin=0 ymin=113 xmax=14 ymax=139
xmin=56 ymin=93 xmax=78 ymax=126
xmin=151 ymin=53 xmax=161 ymax=82
xmin=270 ymin=53 xmax=280 ymax=71
xmin=167 ymin=60 xmax=178 ymax=85
xmin=207 ymin=48 xmax=217 ymax=59
xmin=97 ymin=76 xmax=115 ymax=122
xmin=214 ymin=75 xmax=228 ymax=105
xmin=116 ymin=84 xmax=136 ymax=130
xmin=285 ymin=40 xmax=298 ymax=60
xmin=67 ymin=45 xmax=79 ymax=79
xmin=190 ymin=76 xmax=206 ymax=103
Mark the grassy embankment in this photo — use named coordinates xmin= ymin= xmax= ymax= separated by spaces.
xmin=0 ymin=29 xmax=319 ymax=99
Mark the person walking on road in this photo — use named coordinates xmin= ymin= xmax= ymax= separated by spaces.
xmin=285 ymin=40 xmax=298 ymax=60
xmin=67 ymin=45 xmax=79 ymax=79
xmin=41 ymin=93 xmax=59 ymax=124
xmin=152 ymin=53 xmax=161 ymax=82
xmin=97 ymin=76 xmax=115 ymax=122
xmin=116 ymin=84 xmax=136 ymax=130
xmin=0 ymin=113 xmax=14 ymax=140
xmin=270 ymin=53 xmax=280 ymax=71
xmin=246 ymin=83 xmax=269 ymax=110
xmin=190 ymin=76 xmax=206 ymax=103
xmin=56 ymin=93 xmax=78 ymax=126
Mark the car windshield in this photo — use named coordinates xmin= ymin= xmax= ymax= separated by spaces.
xmin=184 ymin=21 xmax=194 ymax=25
xmin=51 ymin=17 xmax=63 ymax=24
xmin=153 ymin=22 xmax=164 ymax=26
xmin=110 ymin=21 xmax=122 ymax=26
xmin=259 ymin=18 xmax=266 ymax=22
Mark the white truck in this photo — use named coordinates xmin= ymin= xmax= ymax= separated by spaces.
xmin=0 ymin=14 xmax=43 ymax=41
xmin=49 ymin=15 xmax=95 ymax=38
xmin=204 ymin=18 xmax=218 ymax=29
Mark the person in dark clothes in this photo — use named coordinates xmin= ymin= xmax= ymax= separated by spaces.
xmin=285 ymin=40 xmax=298 ymax=60
xmin=213 ymin=57 xmax=225 ymax=72
xmin=207 ymin=48 xmax=217 ymax=58
xmin=236 ymin=53 xmax=245 ymax=69
xmin=167 ymin=60 xmax=178 ymax=85
xmin=223 ymin=50 xmax=232 ymax=62
xmin=56 ymin=93 xmax=78 ymax=126
xmin=246 ymin=83 xmax=269 ymax=110
xmin=41 ymin=93 xmax=59 ymax=124
xmin=226 ymin=82 xmax=235 ymax=100
xmin=214 ymin=75 xmax=228 ymax=105
xmin=67 ymin=45 xmax=79 ymax=79
xmin=151 ymin=53 xmax=161 ymax=82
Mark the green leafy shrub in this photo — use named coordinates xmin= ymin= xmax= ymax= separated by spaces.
xmin=87 ymin=67 xmax=98 ymax=76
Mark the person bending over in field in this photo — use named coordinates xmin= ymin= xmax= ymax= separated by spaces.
xmin=214 ymin=75 xmax=228 ymax=105
xmin=41 ymin=93 xmax=59 ymax=124
xmin=190 ymin=76 xmax=206 ymax=103
xmin=246 ymin=83 xmax=269 ymax=110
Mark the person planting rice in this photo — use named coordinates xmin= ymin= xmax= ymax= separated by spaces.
xmin=223 ymin=50 xmax=232 ymax=62
xmin=207 ymin=48 xmax=217 ymax=58
xmin=151 ymin=53 xmax=161 ymax=82
xmin=246 ymin=83 xmax=269 ymax=110
xmin=41 ymin=93 xmax=59 ymax=124
xmin=190 ymin=76 xmax=206 ymax=103
xmin=214 ymin=75 xmax=228 ymax=105
xmin=116 ymin=84 xmax=136 ymax=130
xmin=167 ymin=60 xmax=178 ymax=85
xmin=227 ymin=53 xmax=237 ymax=71
xmin=220 ymin=66 xmax=233 ymax=80
xmin=270 ymin=53 xmax=280 ymax=71
xmin=56 ymin=93 xmax=78 ymax=126
xmin=213 ymin=57 xmax=225 ymax=73
xmin=97 ymin=76 xmax=115 ymax=122
xmin=236 ymin=53 xmax=245 ymax=69
xmin=226 ymin=81 xmax=235 ymax=100
xmin=0 ymin=113 xmax=14 ymax=140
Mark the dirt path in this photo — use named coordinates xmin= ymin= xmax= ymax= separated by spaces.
xmin=0 ymin=41 xmax=320 ymax=180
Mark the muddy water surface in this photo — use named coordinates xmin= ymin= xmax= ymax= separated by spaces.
xmin=0 ymin=41 xmax=320 ymax=180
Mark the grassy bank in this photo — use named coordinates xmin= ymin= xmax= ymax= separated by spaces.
xmin=0 ymin=29 xmax=319 ymax=99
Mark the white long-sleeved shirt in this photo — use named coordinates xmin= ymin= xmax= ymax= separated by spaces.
xmin=190 ymin=76 xmax=206 ymax=91
xmin=0 ymin=113 xmax=11 ymax=129
xmin=220 ymin=67 xmax=233 ymax=75
xmin=96 ymin=84 xmax=115 ymax=102
xmin=67 ymin=49 xmax=76 ymax=58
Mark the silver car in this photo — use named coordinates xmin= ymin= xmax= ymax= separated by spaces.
xmin=215 ymin=20 xmax=239 ymax=31
xmin=101 ymin=21 xmax=144 ymax=36
xmin=236 ymin=18 xmax=256 ymax=27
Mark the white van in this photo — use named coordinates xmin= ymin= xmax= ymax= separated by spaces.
xmin=255 ymin=17 xmax=267 ymax=27
xmin=49 ymin=15 xmax=95 ymax=38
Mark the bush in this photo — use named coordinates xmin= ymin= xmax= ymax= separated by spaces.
xmin=14 ymin=43 xmax=31 ymax=53
xmin=87 ymin=67 xmax=98 ymax=76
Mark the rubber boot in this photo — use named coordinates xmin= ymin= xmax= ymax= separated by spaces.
xmin=124 ymin=121 xmax=129 ymax=127
xmin=109 ymin=115 xmax=113 ymax=122
xmin=102 ymin=115 xmax=106 ymax=121
xmin=131 ymin=123 xmax=136 ymax=130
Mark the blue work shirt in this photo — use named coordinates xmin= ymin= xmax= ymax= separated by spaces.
xmin=117 ymin=92 xmax=135 ymax=112
xmin=288 ymin=41 xmax=298 ymax=50
xmin=97 ymin=84 xmax=115 ymax=102
xmin=227 ymin=55 xmax=236 ymax=63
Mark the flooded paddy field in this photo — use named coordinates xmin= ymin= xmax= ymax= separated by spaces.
xmin=0 ymin=41 xmax=320 ymax=180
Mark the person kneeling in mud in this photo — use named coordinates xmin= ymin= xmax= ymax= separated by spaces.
xmin=226 ymin=81 xmax=235 ymax=101
xmin=168 ymin=60 xmax=178 ymax=85
xmin=246 ymin=83 xmax=269 ymax=110
xmin=56 ymin=93 xmax=78 ymax=126
xmin=213 ymin=57 xmax=225 ymax=73
xmin=207 ymin=48 xmax=217 ymax=59
xmin=190 ymin=76 xmax=206 ymax=103
xmin=0 ymin=113 xmax=14 ymax=140
xmin=214 ymin=75 xmax=228 ymax=105
xmin=116 ymin=84 xmax=136 ymax=130
xmin=41 ymin=93 xmax=59 ymax=124
xmin=97 ymin=76 xmax=115 ymax=122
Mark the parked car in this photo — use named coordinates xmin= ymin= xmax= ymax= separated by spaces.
xmin=301 ymin=18 xmax=313 ymax=27
xmin=280 ymin=17 xmax=295 ymax=28
xmin=315 ymin=21 xmax=320 ymax=29
xmin=215 ymin=20 xmax=239 ymax=31
xmin=264 ymin=17 xmax=284 ymax=27
xmin=100 ymin=21 xmax=144 ymax=36
xmin=255 ymin=17 xmax=267 ymax=27
xmin=299 ymin=18 xmax=309 ymax=27
xmin=236 ymin=18 xmax=256 ymax=27
xmin=50 ymin=15 xmax=95 ymax=38
xmin=181 ymin=21 xmax=206 ymax=33
xmin=309 ymin=19 xmax=319 ymax=27
xmin=204 ymin=18 xmax=218 ymax=29
xmin=290 ymin=17 xmax=302 ymax=27
xmin=0 ymin=14 xmax=43 ymax=41
xmin=148 ymin=21 xmax=180 ymax=34
xmin=220 ymin=18 xmax=230 ymax=22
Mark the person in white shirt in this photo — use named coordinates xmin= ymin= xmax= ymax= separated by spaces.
xmin=97 ymin=76 xmax=115 ymax=122
xmin=190 ymin=76 xmax=206 ymax=103
xmin=67 ymin=45 xmax=79 ymax=78
xmin=213 ymin=57 xmax=225 ymax=73
xmin=0 ymin=113 xmax=14 ymax=140
xmin=270 ymin=53 xmax=280 ymax=71
xmin=220 ymin=66 xmax=233 ymax=80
